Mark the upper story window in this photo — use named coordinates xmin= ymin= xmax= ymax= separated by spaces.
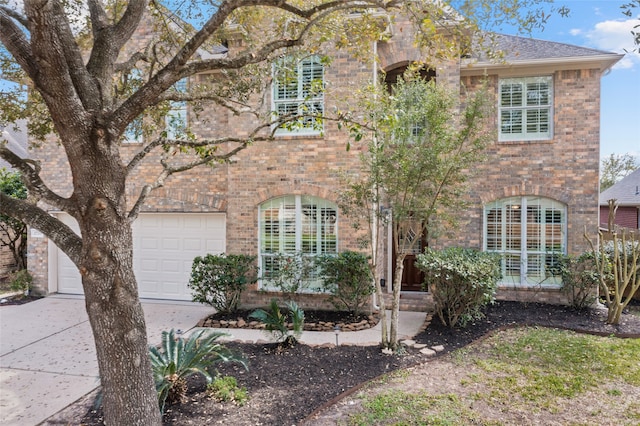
xmin=499 ymin=76 xmax=552 ymax=142
xmin=272 ymin=56 xmax=324 ymax=135
xmin=165 ymin=78 xmax=188 ymax=140
xmin=259 ymin=195 xmax=337 ymax=291
xmin=484 ymin=196 xmax=566 ymax=287
xmin=123 ymin=116 xmax=143 ymax=144
xmin=122 ymin=78 xmax=188 ymax=143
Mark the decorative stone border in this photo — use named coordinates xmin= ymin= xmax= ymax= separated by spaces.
xmin=197 ymin=314 xmax=380 ymax=332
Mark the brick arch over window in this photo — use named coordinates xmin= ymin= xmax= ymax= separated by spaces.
xmin=477 ymin=183 xmax=572 ymax=207
xmin=127 ymin=187 xmax=227 ymax=212
xmin=255 ymin=182 xmax=335 ymax=208
xmin=383 ymin=61 xmax=436 ymax=88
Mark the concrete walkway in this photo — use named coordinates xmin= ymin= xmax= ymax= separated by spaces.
xmin=0 ymin=295 xmax=212 ymax=425
xmin=0 ymin=295 xmax=426 ymax=425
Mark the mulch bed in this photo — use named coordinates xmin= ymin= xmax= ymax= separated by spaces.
xmin=69 ymin=301 xmax=640 ymax=426
xmin=0 ymin=293 xmax=43 ymax=306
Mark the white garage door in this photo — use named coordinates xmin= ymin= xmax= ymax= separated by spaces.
xmin=55 ymin=213 xmax=226 ymax=301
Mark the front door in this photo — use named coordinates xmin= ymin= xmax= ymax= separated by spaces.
xmin=392 ymin=221 xmax=426 ymax=292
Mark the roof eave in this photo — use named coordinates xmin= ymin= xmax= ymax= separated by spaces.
xmin=461 ymin=53 xmax=624 ymax=74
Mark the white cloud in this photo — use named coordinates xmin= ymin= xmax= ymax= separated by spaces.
xmin=585 ymin=18 xmax=640 ymax=69
xmin=569 ymin=28 xmax=582 ymax=36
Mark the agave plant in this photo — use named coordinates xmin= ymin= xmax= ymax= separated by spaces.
xmin=149 ymin=329 xmax=246 ymax=412
xmin=249 ymin=299 xmax=305 ymax=347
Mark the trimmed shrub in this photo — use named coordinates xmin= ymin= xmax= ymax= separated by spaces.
xmin=188 ymin=254 xmax=258 ymax=314
xmin=559 ymin=253 xmax=603 ymax=309
xmin=418 ymin=248 xmax=500 ymax=328
xmin=316 ymin=251 xmax=374 ymax=316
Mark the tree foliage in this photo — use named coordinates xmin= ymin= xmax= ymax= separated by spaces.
xmin=600 ymin=153 xmax=638 ymax=191
xmin=621 ymin=0 xmax=640 ymax=52
xmin=340 ymin=72 xmax=492 ymax=349
xmin=0 ymin=168 xmax=27 ymax=271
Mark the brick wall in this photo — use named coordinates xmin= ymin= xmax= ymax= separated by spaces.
xmin=442 ymin=69 xmax=602 ymax=257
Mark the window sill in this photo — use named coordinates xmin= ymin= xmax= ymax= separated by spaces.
xmin=497 ymin=138 xmax=554 ymax=144
xmin=274 ymin=132 xmax=324 ymax=140
xmin=497 ymin=283 xmax=562 ymax=290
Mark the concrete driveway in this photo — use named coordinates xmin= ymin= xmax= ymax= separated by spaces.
xmin=0 ymin=295 xmax=212 ymax=425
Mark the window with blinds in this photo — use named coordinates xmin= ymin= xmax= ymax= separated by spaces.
xmin=259 ymin=195 xmax=337 ymax=291
xmin=499 ymin=76 xmax=552 ymax=141
xmin=272 ymin=56 xmax=324 ymax=135
xmin=484 ymin=196 xmax=566 ymax=286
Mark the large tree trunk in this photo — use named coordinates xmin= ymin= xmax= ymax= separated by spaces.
xmin=80 ymin=218 xmax=161 ymax=425
xmin=71 ymin=130 xmax=162 ymax=425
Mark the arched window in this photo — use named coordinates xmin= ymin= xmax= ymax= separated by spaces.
xmin=484 ymin=196 xmax=566 ymax=286
xmin=259 ymin=195 xmax=337 ymax=290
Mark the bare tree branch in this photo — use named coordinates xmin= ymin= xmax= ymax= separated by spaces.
xmin=125 ymin=117 xmax=276 ymax=173
xmin=0 ymin=194 xmax=82 ymax=265
xmin=87 ymin=0 xmax=109 ymax=42
xmin=0 ymin=146 xmax=77 ymax=213
xmin=86 ymin=0 xmax=147 ymax=104
xmin=0 ymin=5 xmax=28 ymax=27
xmin=0 ymin=8 xmax=37 ymax=79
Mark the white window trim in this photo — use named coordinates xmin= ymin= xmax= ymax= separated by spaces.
xmin=498 ymin=76 xmax=553 ymax=142
xmin=272 ymin=56 xmax=325 ymax=136
xmin=483 ymin=196 xmax=567 ymax=288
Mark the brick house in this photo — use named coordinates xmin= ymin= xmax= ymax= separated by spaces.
xmin=600 ymin=168 xmax=640 ymax=230
xmin=25 ymin=12 xmax=622 ymax=308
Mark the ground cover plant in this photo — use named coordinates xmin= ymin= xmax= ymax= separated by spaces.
xmin=50 ymin=300 xmax=640 ymax=426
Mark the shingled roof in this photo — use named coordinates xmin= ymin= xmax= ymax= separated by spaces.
xmin=465 ymin=33 xmax=623 ymax=71
xmin=600 ymin=168 xmax=640 ymax=207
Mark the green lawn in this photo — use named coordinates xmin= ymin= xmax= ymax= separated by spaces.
xmin=346 ymin=327 xmax=640 ymax=426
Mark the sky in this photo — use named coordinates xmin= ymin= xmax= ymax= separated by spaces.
xmin=510 ymin=0 xmax=640 ymax=161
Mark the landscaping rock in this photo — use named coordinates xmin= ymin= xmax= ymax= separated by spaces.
xmin=420 ymin=348 xmax=436 ymax=357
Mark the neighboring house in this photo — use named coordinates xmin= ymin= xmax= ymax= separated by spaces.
xmin=0 ymin=120 xmax=28 ymax=169
xmin=600 ymin=168 xmax=640 ymax=230
xmin=25 ymin=12 xmax=622 ymax=307
xmin=0 ymin=119 xmax=28 ymax=279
